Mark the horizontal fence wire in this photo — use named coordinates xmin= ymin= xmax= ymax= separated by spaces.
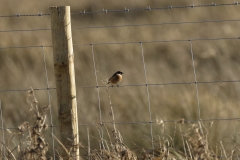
xmin=0 ymin=45 xmax=52 ymax=49
xmin=0 ymin=2 xmax=239 ymax=18
xmin=80 ymin=80 xmax=240 ymax=88
xmin=0 ymin=37 xmax=238 ymax=50
xmin=1 ymin=117 xmax=240 ymax=130
xmin=1 ymin=79 xmax=240 ymax=92
xmin=0 ymin=12 xmax=50 ymax=18
xmin=74 ymin=37 xmax=240 ymax=46
xmin=74 ymin=18 xmax=240 ymax=29
xmin=0 ymin=28 xmax=51 ymax=32
xmin=73 ymin=2 xmax=240 ymax=15
xmin=0 ymin=87 xmax=56 ymax=93
xmin=1 ymin=18 xmax=240 ymax=33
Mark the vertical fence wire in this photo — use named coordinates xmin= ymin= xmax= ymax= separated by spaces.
xmin=189 ymin=40 xmax=201 ymax=120
xmin=0 ymin=101 xmax=6 ymax=159
xmin=41 ymin=46 xmax=55 ymax=159
xmin=87 ymin=128 xmax=90 ymax=160
xmin=90 ymin=44 xmax=105 ymax=149
xmin=139 ymin=42 xmax=154 ymax=150
xmin=107 ymin=88 xmax=117 ymax=132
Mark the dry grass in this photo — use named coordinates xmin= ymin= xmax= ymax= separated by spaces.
xmin=1 ymin=90 xmax=240 ymax=159
xmin=1 ymin=0 xmax=240 ymax=159
xmin=0 ymin=88 xmax=50 ymax=159
xmin=82 ymin=120 xmax=240 ymax=160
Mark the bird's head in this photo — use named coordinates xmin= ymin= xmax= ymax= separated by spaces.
xmin=116 ymin=71 xmax=123 ymax=75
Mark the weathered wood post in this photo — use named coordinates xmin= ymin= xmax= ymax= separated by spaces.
xmin=49 ymin=6 xmax=79 ymax=159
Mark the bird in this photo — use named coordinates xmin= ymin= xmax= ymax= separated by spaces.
xmin=107 ymin=71 xmax=123 ymax=87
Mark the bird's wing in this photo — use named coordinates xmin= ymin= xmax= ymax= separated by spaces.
xmin=108 ymin=73 xmax=116 ymax=81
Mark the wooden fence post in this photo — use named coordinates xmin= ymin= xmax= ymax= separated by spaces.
xmin=49 ymin=6 xmax=79 ymax=159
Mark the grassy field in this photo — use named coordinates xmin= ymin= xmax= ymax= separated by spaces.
xmin=1 ymin=0 xmax=240 ymax=159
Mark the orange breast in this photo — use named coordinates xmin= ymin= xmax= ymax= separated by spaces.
xmin=110 ymin=74 xmax=122 ymax=84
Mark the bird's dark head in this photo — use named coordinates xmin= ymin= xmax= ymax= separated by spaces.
xmin=117 ymin=71 xmax=123 ymax=75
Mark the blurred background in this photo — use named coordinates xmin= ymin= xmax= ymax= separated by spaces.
xmin=0 ymin=0 xmax=240 ymax=158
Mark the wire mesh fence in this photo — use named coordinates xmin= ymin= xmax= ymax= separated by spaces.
xmin=0 ymin=1 xmax=240 ymax=159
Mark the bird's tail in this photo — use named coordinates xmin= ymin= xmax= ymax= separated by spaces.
xmin=107 ymin=81 xmax=110 ymax=84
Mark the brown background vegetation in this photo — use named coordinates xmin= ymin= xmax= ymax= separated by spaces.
xmin=0 ymin=0 xmax=240 ymax=158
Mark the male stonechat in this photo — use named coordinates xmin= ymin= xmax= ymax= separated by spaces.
xmin=107 ymin=71 xmax=123 ymax=86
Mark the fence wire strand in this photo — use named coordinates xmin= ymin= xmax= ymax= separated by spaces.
xmin=41 ymin=46 xmax=55 ymax=160
xmin=0 ymin=45 xmax=52 ymax=50
xmin=0 ymin=101 xmax=6 ymax=159
xmin=0 ymin=2 xmax=239 ymax=18
xmin=0 ymin=28 xmax=51 ymax=33
xmin=80 ymin=80 xmax=240 ymax=88
xmin=74 ymin=37 xmax=240 ymax=46
xmin=140 ymin=42 xmax=154 ymax=151
xmin=75 ymin=18 xmax=240 ymax=30
xmin=0 ymin=37 xmax=239 ymax=50
xmin=1 ymin=117 xmax=240 ymax=130
xmin=1 ymin=18 xmax=240 ymax=32
xmin=189 ymin=40 xmax=201 ymax=119
xmin=72 ymin=2 xmax=240 ymax=15
xmin=0 ymin=87 xmax=56 ymax=93
xmin=72 ymin=2 xmax=239 ymax=15
xmin=90 ymin=44 xmax=105 ymax=150
xmin=0 ymin=13 xmax=50 ymax=18
xmin=1 ymin=79 xmax=240 ymax=93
